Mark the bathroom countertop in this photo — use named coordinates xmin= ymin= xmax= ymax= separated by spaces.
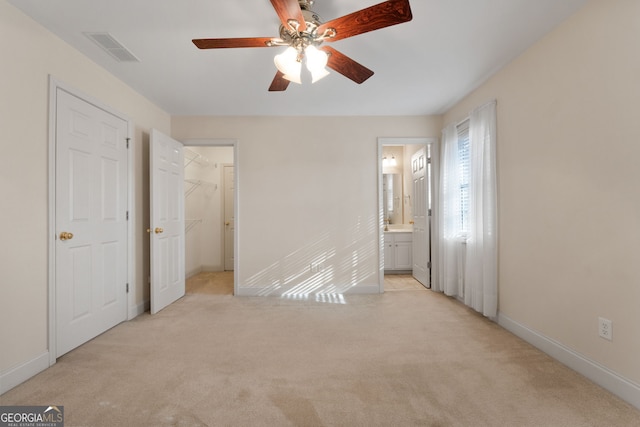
xmin=384 ymin=226 xmax=413 ymax=233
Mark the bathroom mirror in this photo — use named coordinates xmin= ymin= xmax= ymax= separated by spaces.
xmin=383 ymin=173 xmax=403 ymax=226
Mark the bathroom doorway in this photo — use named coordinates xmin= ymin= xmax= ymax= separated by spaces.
xmin=183 ymin=141 xmax=236 ymax=295
xmin=378 ymin=138 xmax=437 ymax=292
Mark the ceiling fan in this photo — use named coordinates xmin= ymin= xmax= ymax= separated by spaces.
xmin=193 ymin=0 xmax=413 ymax=91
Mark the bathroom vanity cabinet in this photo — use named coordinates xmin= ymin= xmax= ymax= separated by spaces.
xmin=384 ymin=231 xmax=413 ymax=272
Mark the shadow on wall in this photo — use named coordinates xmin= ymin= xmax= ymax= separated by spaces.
xmin=242 ymin=214 xmax=378 ymax=299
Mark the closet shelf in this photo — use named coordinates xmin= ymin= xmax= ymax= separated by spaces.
xmin=184 ymin=148 xmax=209 ymax=167
xmin=184 ymin=179 xmax=217 ymax=197
xmin=184 ymin=179 xmax=203 ymax=197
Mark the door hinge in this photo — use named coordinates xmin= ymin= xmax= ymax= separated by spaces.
xmin=427 ymin=157 xmax=432 ymax=164
xmin=126 ymin=138 xmax=130 ymax=149
xmin=126 ymin=211 xmax=129 ymax=221
xmin=126 ymin=283 xmax=129 ymax=293
xmin=427 ymin=262 xmax=432 ymax=269
xmin=428 ymin=209 xmax=432 ymax=217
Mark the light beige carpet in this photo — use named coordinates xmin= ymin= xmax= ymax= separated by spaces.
xmin=186 ymin=272 xmax=426 ymax=296
xmin=384 ymin=274 xmax=428 ymax=291
xmin=2 ymin=284 xmax=639 ymax=426
xmin=186 ymin=271 xmax=234 ymax=295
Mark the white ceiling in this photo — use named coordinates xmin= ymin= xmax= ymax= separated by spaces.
xmin=9 ymin=0 xmax=588 ymax=116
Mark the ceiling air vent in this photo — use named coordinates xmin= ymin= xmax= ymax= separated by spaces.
xmin=84 ymin=32 xmax=140 ymax=62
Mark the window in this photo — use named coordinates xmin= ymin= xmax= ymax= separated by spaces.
xmin=437 ymin=101 xmax=497 ymax=317
xmin=457 ymin=121 xmax=470 ymax=234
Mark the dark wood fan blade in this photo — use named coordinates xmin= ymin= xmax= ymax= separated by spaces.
xmin=193 ymin=37 xmax=275 ymax=49
xmin=317 ymin=0 xmax=412 ymax=42
xmin=268 ymin=71 xmax=291 ymax=91
xmin=270 ymin=0 xmax=307 ymax=32
xmin=321 ymin=46 xmax=374 ymax=84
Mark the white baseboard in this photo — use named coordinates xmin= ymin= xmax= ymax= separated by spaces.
xmin=4 ymin=301 xmax=150 ymax=394
xmin=186 ymin=266 xmax=203 ymax=279
xmin=235 ymin=287 xmax=265 ymax=296
xmin=201 ymin=265 xmax=224 ymax=273
xmin=128 ymin=299 xmax=149 ymax=319
xmin=0 ymin=351 xmax=50 ymax=395
xmin=498 ymin=312 xmax=640 ymax=410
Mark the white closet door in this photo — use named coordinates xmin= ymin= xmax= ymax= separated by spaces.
xmin=150 ymin=129 xmax=185 ymax=314
xmin=56 ymin=89 xmax=128 ymax=356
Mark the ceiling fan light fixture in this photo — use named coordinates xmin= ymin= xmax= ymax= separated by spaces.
xmin=310 ymin=67 xmax=330 ymax=84
xmin=283 ymin=72 xmax=303 ymax=84
xmin=193 ymin=0 xmax=413 ymax=91
xmin=274 ymin=47 xmax=302 ymax=84
xmin=305 ymin=45 xmax=330 ymax=83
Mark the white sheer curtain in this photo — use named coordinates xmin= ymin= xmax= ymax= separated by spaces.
xmin=464 ymin=100 xmax=498 ymax=318
xmin=435 ymin=100 xmax=497 ymax=319
xmin=435 ymin=123 xmax=464 ymax=297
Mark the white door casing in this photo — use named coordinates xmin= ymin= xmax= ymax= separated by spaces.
xmin=55 ymin=88 xmax=128 ymax=357
xmin=411 ymin=147 xmax=430 ymax=286
xmin=223 ymin=165 xmax=235 ymax=271
xmin=150 ymin=129 xmax=185 ymax=314
xmin=172 ymin=138 xmax=238 ymax=294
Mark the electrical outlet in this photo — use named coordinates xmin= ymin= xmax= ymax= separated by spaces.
xmin=598 ymin=317 xmax=612 ymax=341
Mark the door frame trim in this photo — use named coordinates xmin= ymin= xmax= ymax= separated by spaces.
xmin=377 ymin=137 xmax=436 ymax=292
xmin=222 ymin=163 xmax=235 ymax=272
xmin=47 ymin=76 xmax=133 ymax=366
xmin=181 ymin=139 xmax=239 ymax=295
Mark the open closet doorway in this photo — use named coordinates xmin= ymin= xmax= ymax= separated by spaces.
xmin=378 ymin=138 xmax=437 ymax=292
xmin=182 ymin=140 xmax=237 ymax=296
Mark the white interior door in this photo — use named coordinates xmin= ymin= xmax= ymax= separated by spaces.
xmin=223 ymin=165 xmax=235 ymax=271
xmin=55 ymin=88 xmax=128 ymax=357
xmin=412 ymin=147 xmax=430 ymax=286
xmin=150 ymin=129 xmax=185 ymax=314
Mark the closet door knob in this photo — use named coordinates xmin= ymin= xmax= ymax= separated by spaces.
xmin=154 ymin=227 xmax=164 ymax=234
xmin=59 ymin=232 xmax=74 ymax=241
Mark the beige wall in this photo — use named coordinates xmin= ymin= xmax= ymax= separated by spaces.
xmin=4 ymin=0 xmax=637 ymax=405
xmin=0 ymin=1 xmax=170 ymax=376
xmin=443 ymin=0 xmax=640 ymax=384
xmin=172 ymin=116 xmax=442 ymax=295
